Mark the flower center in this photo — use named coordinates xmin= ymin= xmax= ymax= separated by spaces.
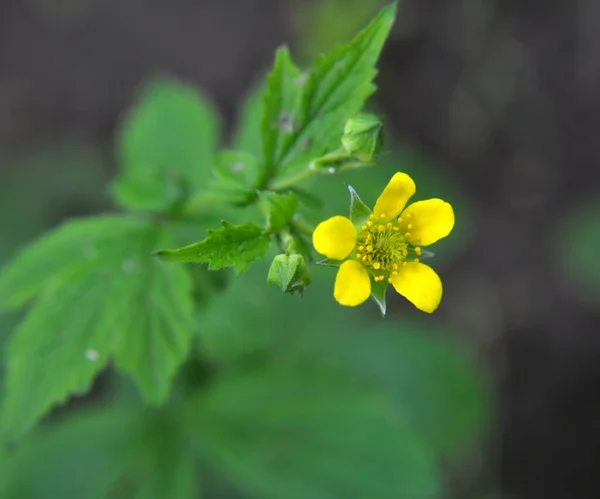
xmin=354 ymin=213 xmax=422 ymax=283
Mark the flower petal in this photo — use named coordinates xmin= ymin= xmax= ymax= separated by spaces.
xmin=334 ymin=260 xmax=371 ymax=306
xmin=312 ymin=216 xmax=357 ymax=260
xmin=401 ymin=199 xmax=454 ymax=246
xmin=391 ymin=262 xmax=442 ymax=313
xmin=373 ymin=172 xmax=416 ymax=220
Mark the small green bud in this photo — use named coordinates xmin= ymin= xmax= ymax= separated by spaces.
xmin=267 ymin=254 xmax=311 ymax=295
xmin=341 ymin=113 xmax=384 ymax=161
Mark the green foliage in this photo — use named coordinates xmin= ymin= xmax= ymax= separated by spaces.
xmin=186 ymin=361 xmax=439 ymax=499
xmin=0 ymin=405 xmax=197 ymax=499
xmin=156 ymin=221 xmax=271 ymax=275
xmin=260 ymin=3 xmax=396 ymax=185
xmin=0 ymin=216 xmax=144 ymax=310
xmin=210 ymin=150 xmax=260 ymax=205
xmin=0 ymin=217 xmax=195 ymax=437
xmin=0 ymin=5 xmax=490 ymax=499
xmin=111 ymin=79 xmax=220 ymax=212
xmin=267 ymin=254 xmax=311 ymax=294
xmin=259 ymin=191 xmax=299 ymax=232
xmin=0 ymin=407 xmax=144 ymax=499
xmin=560 ymin=198 xmax=600 ymax=299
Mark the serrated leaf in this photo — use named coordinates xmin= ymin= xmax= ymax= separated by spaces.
xmin=267 ymin=254 xmax=311 ymax=294
xmin=111 ymin=78 xmax=220 ymax=212
xmin=0 ymin=216 xmax=146 ymax=311
xmin=370 ymin=277 xmax=388 ymax=316
xmin=155 ymin=221 xmax=271 ymax=275
xmin=261 ymin=47 xmax=304 ymax=181
xmin=185 ymin=357 xmax=439 ymax=499
xmin=347 ymin=184 xmax=372 ymax=227
xmin=259 ymin=191 xmax=298 ymax=232
xmin=0 ymin=221 xmax=195 ymax=437
xmin=265 ymin=3 xmax=396 ymax=183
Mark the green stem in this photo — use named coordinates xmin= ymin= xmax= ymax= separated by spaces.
xmin=269 ymin=166 xmax=317 ymax=191
xmin=291 ymin=218 xmax=315 ymax=237
xmin=181 ymin=192 xmax=220 ymax=216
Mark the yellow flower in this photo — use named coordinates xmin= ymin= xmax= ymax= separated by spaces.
xmin=312 ymin=172 xmax=454 ymax=314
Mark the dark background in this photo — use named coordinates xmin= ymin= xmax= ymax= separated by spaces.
xmin=1 ymin=1 xmax=600 ymax=498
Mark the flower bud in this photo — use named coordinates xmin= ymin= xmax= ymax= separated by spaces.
xmin=341 ymin=114 xmax=384 ymax=161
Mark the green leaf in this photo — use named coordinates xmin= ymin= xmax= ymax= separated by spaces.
xmin=329 ymin=325 xmax=491 ymax=457
xmin=0 ymin=405 xmax=199 ymax=499
xmin=259 ymin=191 xmax=298 ymax=232
xmin=0 ymin=406 xmax=145 ymax=499
xmin=155 ymin=221 xmax=271 ymax=275
xmin=347 ymin=184 xmax=372 ymax=227
xmin=0 ymin=216 xmax=145 ymax=311
xmin=265 ymin=3 xmax=396 ymax=182
xmin=186 ymin=358 xmax=439 ymax=499
xmin=111 ymin=78 xmax=220 ymax=212
xmin=1 ymin=221 xmax=195 ymax=437
xmin=267 ymin=254 xmax=311 ymax=294
xmin=232 ymin=82 xmax=265 ymax=156
xmin=135 ymin=452 xmax=196 ymax=499
xmin=210 ymin=150 xmax=260 ymax=205
xmin=261 ymin=47 xmax=304 ymax=181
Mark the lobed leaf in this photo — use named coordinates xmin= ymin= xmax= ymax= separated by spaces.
xmin=0 ymin=220 xmax=196 ymax=437
xmin=111 ymin=78 xmax=220 ymax=212
xmin=155 ymin=221 xmax=271 ymax=275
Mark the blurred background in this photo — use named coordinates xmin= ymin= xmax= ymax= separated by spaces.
xmin=1 ymin=0 xmax=600 ymax=498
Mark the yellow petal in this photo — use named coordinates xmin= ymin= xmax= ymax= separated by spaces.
xmin=401 ymin=199 xmax=454 ymax=246
xmin=312 ymin=216 xmax=357 ymax=260
xmin=373 ymin=172 xmax=416 ymax=220
xmin=334 ymin=260 xmax=371 ymax=306
xmin=391 ymin=262 xmax=442 ymax=313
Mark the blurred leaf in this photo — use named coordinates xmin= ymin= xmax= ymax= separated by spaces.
xmin=186 ymin=359 xmax=439 ymax=499
xmin=0 ymin=406 xmax=145 ymax=499
xmin=560 ymin=198 xmax=600 ymax=298
xmin=0 ymin=405 xmax=199 ymax=499
xmin=209 ymin=150 xmax=260 ymax=205
xmin=265 ymin=3 xmax=397 ymax=184
xmin=111 ymin=78 xmax=220 ymax=212
xmin=135 ymin=452 xmax=196 ymax=499
xmin=232 ymin=82 xmax=265 ymax=156
xmin=259 ymin=191 xmax=298 ymax=232
xmin=155 ymin=221 xmax=270 ymax=275
xmin=293 ymin=0 xmax=386 ymax=62
xmin=267 ymin=254 xmax=311 ymax=294
xmin=0 ymin=219 xmax=195 ymax=437
xmin=133 ymin=414 xmax=197 ymax=499
xmin=323 ymin=324 xmax=490 ymax=457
